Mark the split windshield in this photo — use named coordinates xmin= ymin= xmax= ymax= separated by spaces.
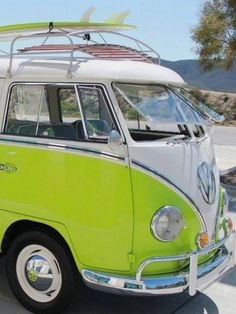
xmin=113 ymin=83 xmax=219 ymax=142
xmin=173 ymin=87 xmax=224 ymax=123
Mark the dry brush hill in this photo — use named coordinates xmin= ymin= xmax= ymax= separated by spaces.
xmin=192 ymin=89 xmax=236 ymax=126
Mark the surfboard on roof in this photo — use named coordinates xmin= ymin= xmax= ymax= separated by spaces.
xmin=0 ymin=7 xmax=136 ymax=41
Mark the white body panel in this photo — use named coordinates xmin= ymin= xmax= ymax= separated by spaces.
xmin=129 ymin=136 xmax=219 ymax=240
xmin=0 ymin=58 xmax=185 ymax=84
xmin=0 ymin=79 xmax=4 ymax=94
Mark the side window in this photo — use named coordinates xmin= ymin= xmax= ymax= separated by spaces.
xmin=4 ymin=84 xmax=117 ymax=142
xmin=59 ymin=88 xmax=81 ymax=123
xmin=114 ymin=88 xmax=146 ymax=130
xmin=5 ymin=85 xmax=50 ymax=137
xmin=4 ymin=84 xmax=79 ymax=141
xmin=78 ymin=87 xmax=115 ymax=138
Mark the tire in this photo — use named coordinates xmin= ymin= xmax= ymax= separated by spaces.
xmin=6 ymin=230 xmax=80 ymax=314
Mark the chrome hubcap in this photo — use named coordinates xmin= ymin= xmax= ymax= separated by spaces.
xmin=25 ymin=255 xmax=54 ymax=291
xmin=16 ymin=245 xmax=62 ymax=303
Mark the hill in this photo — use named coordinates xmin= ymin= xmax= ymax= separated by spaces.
xmin=161 ymin=59 xmax=236 ymax=93
xmin=197 ymin=90 xmax=236 ymax=126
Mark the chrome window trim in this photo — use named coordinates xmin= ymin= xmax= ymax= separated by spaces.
xmin=77 ymin=83 xmax=126 ymax=143
xmin=76 ymin=85 xmax=116 ymax=141
xmin=35 ymin=86 xmax=48 ymax=136
xmin=0 ymin=135 xmax=125 ymax=164
xmin=74 ymin=85 xmax=89 ymax=139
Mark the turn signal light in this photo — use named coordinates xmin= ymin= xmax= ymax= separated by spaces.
xmin=227 ymin=217 xmax=233 ymax=231
xmin=197 ymin=231 xmax=209 ymax=248
xmin=223 ymin=217 xmax=233 ymax=234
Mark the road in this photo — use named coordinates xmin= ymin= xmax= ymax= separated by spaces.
xmin=213 ymin=126 xmax=236 ymax=171
xmin=212 ymin=126 xmax=236 ymax=146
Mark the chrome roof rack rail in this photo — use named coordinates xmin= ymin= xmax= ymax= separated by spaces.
xmin=6 ymin=32 xmax=75 ymax=78
xmin=5 ymin=29 xmax=161 ymax=78
xmin=70 ymin=30 xmax=161 ymax=63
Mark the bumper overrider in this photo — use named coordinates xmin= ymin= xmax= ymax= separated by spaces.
xmin=82 ymin=230 xmax=236 ymax=296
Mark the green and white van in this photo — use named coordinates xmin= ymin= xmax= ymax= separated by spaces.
xmin=0 ymin=22 xmax=235 ymax=314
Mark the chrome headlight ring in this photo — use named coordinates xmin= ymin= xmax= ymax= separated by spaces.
xmin=151 ymin=206 xmax=185 ymax=242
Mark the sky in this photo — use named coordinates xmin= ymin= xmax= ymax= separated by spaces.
xmin=0 ymin=0 xmax=204 ymax=61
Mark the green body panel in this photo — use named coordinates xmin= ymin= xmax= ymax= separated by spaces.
xmin=0 ymin=142 xmax=133 ymax=271
xmin=130 ymin=168 xmax=203 ymax=275
xmin=0 ymin=140 xmax=213 ymax=277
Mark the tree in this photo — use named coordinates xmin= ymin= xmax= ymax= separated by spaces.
xmin=192 ymin=0 xmax=236 ymax=70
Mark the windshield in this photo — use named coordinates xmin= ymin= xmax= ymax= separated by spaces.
xmin=173 ymin=87 xmax=224 ymax=123
xmin=114 ymin=84 xmax=208 ymax=125
xmin=113 ymin=83 xmax=209 ymax=142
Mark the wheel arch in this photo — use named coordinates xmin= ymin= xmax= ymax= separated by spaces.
xmin=1 ymin=219 xmax=78 ymax=270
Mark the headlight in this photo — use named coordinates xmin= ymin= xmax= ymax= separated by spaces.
xmin=151 ymin=206 xmax=184 ymax=241
xmin=221 ymin=188 xmax=229 ymax=214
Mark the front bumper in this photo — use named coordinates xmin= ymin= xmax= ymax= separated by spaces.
xmin=82 ymin=230 xmax=236 ymax=296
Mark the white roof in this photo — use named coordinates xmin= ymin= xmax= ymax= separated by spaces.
xmin=0 ymin=57 xmax=185 ymax=85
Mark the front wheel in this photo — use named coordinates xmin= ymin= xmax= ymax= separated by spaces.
xmin=6 ymin=231 xmax=80 ymax=314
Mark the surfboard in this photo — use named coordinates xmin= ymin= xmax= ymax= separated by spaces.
xmin=0 ymin=21 xmax=136 ymax=41
xmin=0 ymin=7 xmax=136 ymax=41
xmin=0 ymin=6 xmax=136 ymax=42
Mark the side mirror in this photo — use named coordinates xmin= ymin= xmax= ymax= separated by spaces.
xmin=108 ymin=130 xmax=123 ymax=151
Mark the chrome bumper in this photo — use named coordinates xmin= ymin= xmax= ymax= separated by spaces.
xmin=82 ymin=230 xmax=236 ymax=296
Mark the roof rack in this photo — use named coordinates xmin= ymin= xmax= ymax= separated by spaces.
xmin=3 ymin=28 xmax=161 ymax=78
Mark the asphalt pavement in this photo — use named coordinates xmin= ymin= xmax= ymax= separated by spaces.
xmin=213 ymin=126 xmax=236 ymax=171
xmin=0 ymin=125 xmax=235 ymax=313
xmin=212 ymin=126 xmax=236 ymax=146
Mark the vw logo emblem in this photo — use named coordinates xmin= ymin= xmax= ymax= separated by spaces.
xmin=198 ymin=162 xmax=216 ymax=204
